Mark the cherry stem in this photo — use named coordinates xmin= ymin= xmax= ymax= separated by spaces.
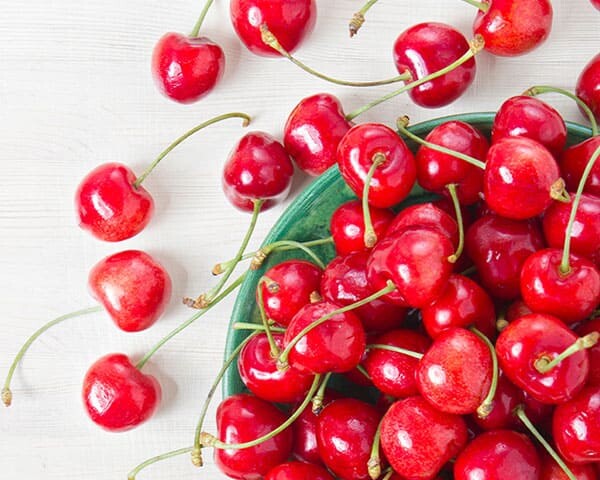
xmin=560 ymin=144 xmax=600 ymax=273
xmin=496 ymin=312 xmax=509 ymax=332
xmin=133 ymin=112 xmax=251 ymax=188
xmin=345 ymin=35 xmax=485 ymax=121
xmin=396 ymin=116 xmax=486 ymax=170
xmin=534 ymin=332 xmax=599 ymax=374
xmin=363 ymin=153 xmax=387 ymax=248
xmin=2 ymin=305 xmax=102 ymax=407
xmin=366 ymin=343 xmax=424 ymax=360
xmin=460 ymin=0 xmax=490 ymax=11
xmin=128 ymin=446 xmax=193 ymax=480
xmin=190 ymin=0 xmax=215 ymax=37
xmin=199 ymin=374 xmax=322 ymax=451
xmin=524 ymin=85 xmax=599 ymax=137
xmin=446 ymin=183 xmax=465 ymax=263
xmin=470 ymin=327 xmax=499 ymax=418
xmin=232 ymin=322 xmax=286 ymax=333
xmin=136 ymin=273 xmax=246 ymax=370
xmin=256 ymin=276 xmax=280 ymax=358
xmin=191 ymin=331 xmax=261 ymax=466
xmin=514 ymin=405 xmax=577 ymax=480
xmin=381 ymin=469 xmax=394 ymax=480
xmin=312 ymin=372 xmax=332 ymax=414
xmin=277 ymin=281 xmax=397 ymax=369
xmin=355 ymin=363 xmax=372 ymax=381
xmin=349 ymin=0 xmax=380 ymax=37
xmin=260 ymin=25 xmax=411 ymax=87
xmin=368 ymin=417 xmax=384 ymax=480
xmin=550 ymin=178 xmax=571 ymax=205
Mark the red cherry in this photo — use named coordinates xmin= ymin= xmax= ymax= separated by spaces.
xmin=380 ymin=396 xmax=468 ymax=480
xmin=492 ymin=95 xmax=567 ymax=157
xmin=539 ymin=450 xmax=597 ymax=480
xmin=577 ymin=318 xmax=600 ymax=385
xmin=591 ymin=0 xmax=600 ymax=10
xmin=316 ymin=399 xmax=382 ymax=480
xmin=471 ymin=374 xmax=521 ymax=431
xmin=386 ymin=202 xmax=459 ymax=247
xmin=265 ymin=462 xmax=334 ymax=480
xmin=560 ymin=137 xmax=600 ymax=197
xmin=576 ymin=53 xmax=600 ymax=122
xmin=553 ymin=385 xmax=600 ymax=464
xmin=284 ymin=93 xmax=352 ymax=176
xmin=82 ymin=353 xmax=161 ymax=432
xmin=75 ymin=163 xmax=154 ymax=242
xmin=454 ymin=430 xmax=541 ymax=480
xmin=88 ymin=250 xmax=172 ymax=332
xmin=230 ymin=0 xmax=316 ymax=57
xmin=505 ymin=298 xmax=534 ymax=323
xmin=213 ymin=393 xmax=293 ymax=478
xmin=337 ymin=123 xmax=416 ymax=209
xmin=222 ymin=131 xmax=294 ymax=212
xmin=393 ymin=23 xmax=477 ymax=108
xmin=473 ymin=0 xmax=553 ymax=56
xmin=151 ymin=32 xmax=224 ymax=103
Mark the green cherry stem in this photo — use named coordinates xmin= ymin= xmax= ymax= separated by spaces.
xmin=232 ymin=322 xmax=286 ymax=333
xmin=470 ymin=327 xmax=499 ymax=418
xmin=136 ymin=273 xmax=246 ymax=371
xmin=128 ymin=446 xmax=194 ymax=480
xmin=367 ymin=418 xmax=384 ymax=480
xmin=381 ymin=468 xmax=395 ymax=480
xmin=349 ymin=0 xmax=380 ymax=37
xmin=560 ymin=144 xmax=600 ymax=274
xmin=362 ymin=153 xmax=387 ymax=248
xmin=256 ymin=276 xmax=280 ymax=358
xmin=260 ymin=25 xmax=410 ymax=87
xmin=355 ymin=363 xmax=372 ymax=382
xmin=534 ymin=332 xmax=599 ymax=374
xmin=460 ymin=0 xmax=490 ymax=12
xmin=366 ymin=343 xmax=424 ymax=360
xmin=514 ymin=405 xmax=577 ymax=480
xmin=2 ymin=305 xmax=102 ymax=407
xmin=446 ymin=183 xmax=465 ymax=263
xmin=345 ymin=35 xmax=485 ymax=121
xmin=199 ymin=374 xmax=322 ymax=451
xmin=190 ymin=0 xmax=216 ymax=37
xmin=524 ymin=85 xmax=599 ymax=136
xmin=396 ymin=116 xmax=486 ymax=170
xmin=311 ymin=372 xmax=333 ymax=414
xmin=133 ymin=112 xmax=251 ymax=188
xmin=277 ymin=281 xmax=397 ymax=370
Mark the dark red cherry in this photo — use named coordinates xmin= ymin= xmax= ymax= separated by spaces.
xmin=577 ymin=318 xmax=600 ymax=386
xmin=317 ymin=399 xmax=382 ymax=480
xmin=386 ymin=202 xmax=459 ymax=247
xmin=472 ymin=374 xmax=520 ymax=431
xmin=380 ymin=396 xmax=468 ymax=480
xmin=473 ymin=0 xmax=553 ymax=56
xmin=539 ymin=450 xmax=597 ymax=480
xmin=82 ymin=353 xmax=161 ymax=432
xmin=284 ymin=93 xmax=352 ymax=176
xmin=576 ymin=53 xmax=600 ymax=122
xmin=483 ymin=136 xmax=562 ymax=219
xmin=222 ymin=132 xmax=294 ymax=212
xmin=416 ymin=121 xmax=488 ymax=205
xmin=265 ymin=462 xmax=334 ymax=480
xmin=258 ymin=259 xmax=323 ymax=327
xmin=330 ymin=200 xmax=394 ymax=256
xmin=492 ymin=95 xmax=567 ymax=157
xmin=320 ymin=251 xmax=407 ymax=334
xmin=75 ymin=163 xmax=154 ymax=242
xmin=393 ymin=23 xmax=477 ymax=108
xmin=337 ymin=123 xmax=416 ymax=209
xmin=454 ymin=430 xmax=541 ymax=480
xmin=151 ymin=32 xmax=224 ymax=103
xmin=230 ymin=0 xmax=316 ymax=57
xmin=553 ymin=385 xmax=600 ymax=464
xmin=560 ymin=137 xmax=600 ymax=197
xmin=88 ymin=250 xmax=172 ymax=332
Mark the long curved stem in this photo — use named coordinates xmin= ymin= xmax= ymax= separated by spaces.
xmin=362 ymin=153 xmax=386 ymax=248
xmin=128 ymin=447 xmax=193 ymax=480
xmin=256 ymin=277 xmax=280 ymax=358
xmin=368 ymin=418 xmax=384 ymax=480
xmin=446 ymin=184 xmax=465 ymax=263
xmin=349 ymin=0 xmax=380 ymax=37
xmin=133 ymin=112 xmax=251 ymax=188
xmin=366 ymin=343 xmax=423 ymax=360
xmin=534 ymin=332 xmax=598 ymax=374
xmin=2 ymin=305 xmax=102 ymax=406
xmin=470 ymin=327 xmax=499 ymax=418
xmin=190 ymin=0 xmax=215 ymax=37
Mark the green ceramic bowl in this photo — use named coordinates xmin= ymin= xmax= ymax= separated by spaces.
xmin=223 ymin=111 xmax=593 ymax=398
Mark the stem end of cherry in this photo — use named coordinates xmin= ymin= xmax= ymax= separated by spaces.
xmin=367 ymin=457 xmax=382 ymax=480
xmin=199 ymin=432 xmax=217 ymax=448
xmin=470 ymin=34 xmax=486 ymax=53
xmin=349 ymin=12 xmax=365 ymax=37
xmin=2 ymin=388 xmax=12 ymax=407
xmin=191 ymin=447 xmax=203 ymax=467
xmin=550 ymin=178 xmax=570 ymax=203
xmin=477 ymin=401 xmax=493 ymax=419
xmin=250 ymin=249 xmax=268 ymax=270
xmin=364 ymin=230 xmax=378 ymax=248
xmin=212 ymin=263 xmax=223 ymax=276
xmin=496 ymin=319 xmax=509 ymax=332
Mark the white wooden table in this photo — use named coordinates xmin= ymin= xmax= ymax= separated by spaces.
xmin=1 ymin=1 xmax=598 ymax=478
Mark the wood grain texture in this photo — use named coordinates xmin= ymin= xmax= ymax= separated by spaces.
xmin=0 ymin=0 xmax=598 ymax=478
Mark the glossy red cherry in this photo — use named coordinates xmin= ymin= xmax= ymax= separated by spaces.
xmin=265 ymin=462 xmax=334 ymax=480
xmin=222 ymin=132 xmax=294 ymax=212
xmin=75 ymin=163 xmax=154 ymax=242
xmin=577 ymin=318 xmax=600 ymax=385
xmin=337 ymin=123 xmax=416 ymax=209
xmin=82 ymin=353 xmax=161 ymax=432
xmin=386 ymin=202 xmax=459 ymax=247
xmin=317 ymin=399 xmax=382 ymax=480
xmin=380 ymin=396 xmax=468 ymax=480
xmin=88 ymin=250 xmax=172 ymax=332
xmin=560 ymin=137 xmax=600 ymax=197
xmin=473 ymin=0 xmax=553 ymax=56
xmin=213 ymin=393 xmax=293 ymax=478
xmin=151 ymin=33 xmax=224 ymax=103
xmin=576 ymin=53 xmax=600 ymax=122
xmin=492 ymin=95 xmax=567 ymax=157
xmin=284 ymin=93 xmax=352 ymax=176
xmin=553 ymin=385 xmax=600 ymax=464
xmin=454 ymin=430 xmax=541 ymax=480
xmin=230 ymin=0 xmax=316 ymax=57
xmin=393 ymin=23 xmax=477 ymax=108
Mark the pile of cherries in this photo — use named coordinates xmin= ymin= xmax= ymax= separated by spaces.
xmin=4 ymin=0 xmax=600 ymax=479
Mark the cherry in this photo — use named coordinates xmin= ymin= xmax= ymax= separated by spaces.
xmin=316 ymin=398 xmax=382 ymax=480
xmin=505 ymin=298 xmax=534 ymax=324
xmin=82 ymin=353 xmax=161 ymax=432
xmin=454 ymin=430 xmax=541 ymax=480
xmin=492 ymin=95 xmax=567 ymax=157
xmin=230 ymin=0 xmax=316 ymax=57
xmin=577 ymin=318 xmax=600 ymax=385
xmin=471 ymin=374 xmax=520 ymax=431
xmin=591 ymin=0 xmax=600 ymax=10
xmin=265 ymin=462 xmax=334 ymax=480
xmin=284 ymin=93 xmax=352 ymax=176
xmin=393 ymin=23 xmax=477 ymax=108
xmin=380 ymin=396 xmax=468 ymax=480
xmin=540 ymin=451 xmax=598 ymax=480
xmin=576 ymin=53 xmax=600 ymax=122
xmin=560 ymin=137 xmax=600 ymax=197
xmin=472 ymin=0 xmax=553 ymax=56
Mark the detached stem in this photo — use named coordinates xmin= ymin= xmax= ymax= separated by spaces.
xmin=366 ymin=343 xmax=424 ymax=360
xmin=2 ymin=305 xmax=102 ymax=406
xmin=190 ymin=0 xmax=216 ymax=37
xmin=534 ymin=332 xmax=599 ymax=374
xmin=133 ymin=112 xmax=251 ymax=188
xmin=363 ymin=153 xmax=386 ymax=248
xmin=470 ymin=327 xmax=499 ymax=418
xmin=446 ymin=184 xmax=465 ymax=263
xmin=128 ymin=447 xmax=193 ymax=480
xmin=460 ymin=0 xmax=490 ymax=11
xmin=349 ymin=0 xmax=380 ymax=37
